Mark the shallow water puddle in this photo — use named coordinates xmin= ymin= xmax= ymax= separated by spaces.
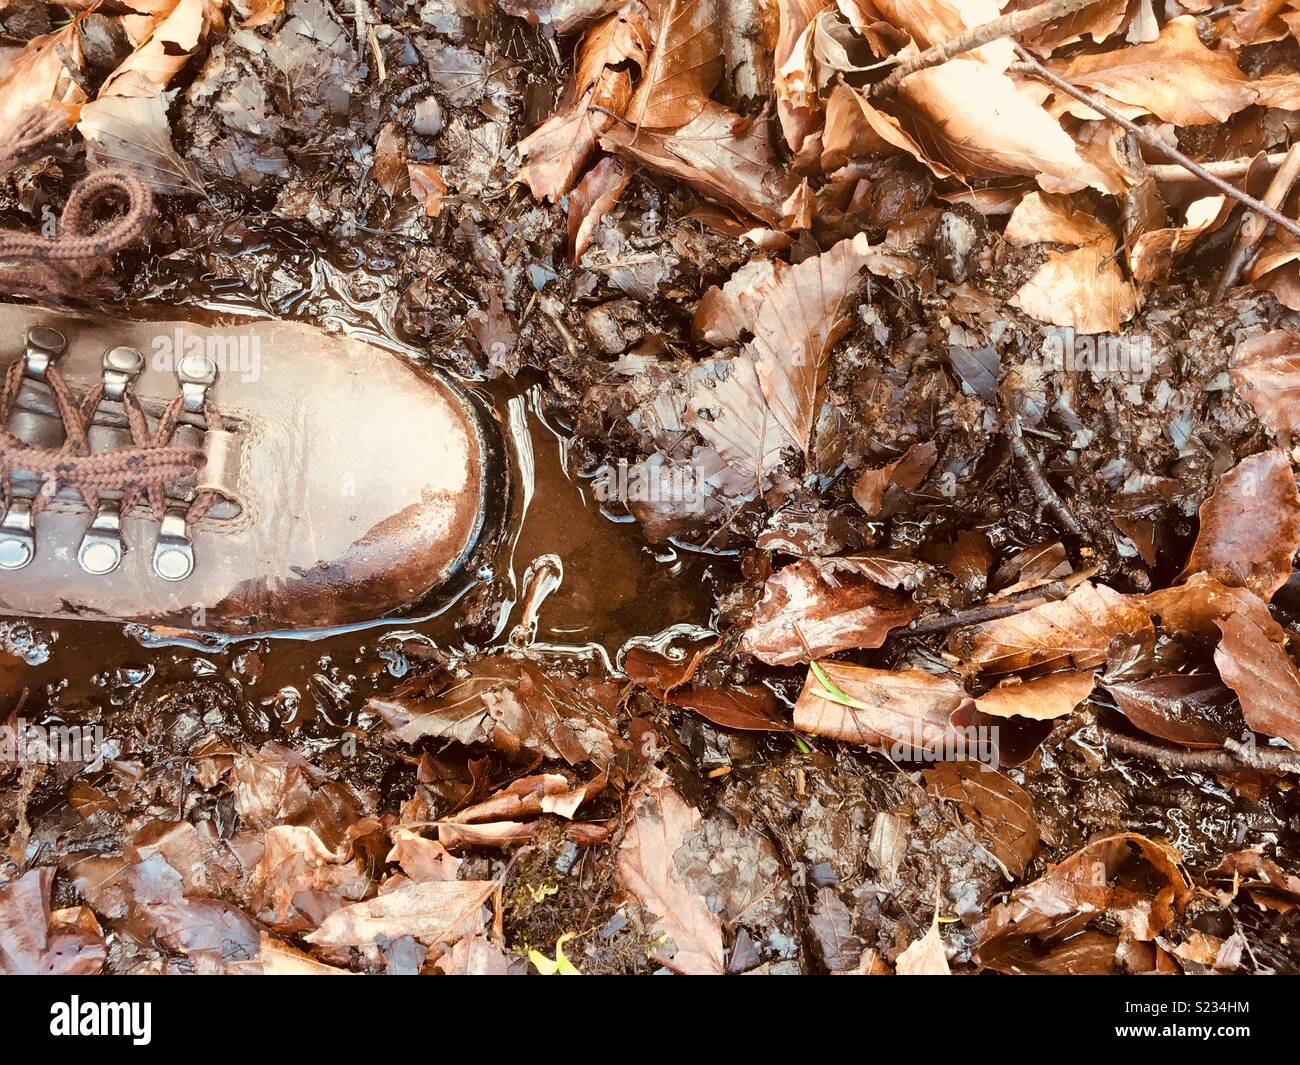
xmin=3 ymin=321 xmax=726 ymax=736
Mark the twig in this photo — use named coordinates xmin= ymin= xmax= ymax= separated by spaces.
xmin=1214 ymin=143 xmax=1300 ymax=300
xmin=1006 ymin=415 xmax=1084 ymax=537
xmin=902 ymin=575 xmax=1081 ymax=636
xmin=872 ymin=0 xmax=1097 ymax=96
xmin=1148 ymin=153 xmax=1287 ymax=184
xmin=1099 ymin=725 xmax=1300 ymax=775
xmin=1013 ymin=44 xmax=1300 ymax=245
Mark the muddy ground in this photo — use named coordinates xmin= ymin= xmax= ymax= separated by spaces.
xmin=3 ymin=0 xmax=1300 ymax=975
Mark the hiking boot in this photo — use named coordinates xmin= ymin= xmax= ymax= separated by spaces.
xmin=0 ymin=303 xmax=507 ymax=634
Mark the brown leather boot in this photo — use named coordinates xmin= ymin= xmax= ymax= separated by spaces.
xmin=0 ymin=304 xmax=506 ymax=634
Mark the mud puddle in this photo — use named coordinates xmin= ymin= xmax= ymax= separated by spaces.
xmin=5 ymin=227 xmax=730 ymax=737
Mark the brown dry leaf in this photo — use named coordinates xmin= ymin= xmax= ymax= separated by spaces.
xmin=602 ymin=101 xmax=793 ymax=226
xmin=898 ymin=59 xmax=1119 ymax=194
xmin=1230 ymin=331 xmax=1300 ymax=440
xmin=1103 ymin=674 xmax=1243 ymax=749
xmin=1128 ymin=195 xmax=1227 ymax=286
xmin=568 ymin=155 xmax=630 ymax=259
xmin=1003 ymin=191 xmax=1110 ymax=248
xmin=687 ymin=353 xmax=799 ymax=486
xmin=1140 ymin=572 xmax=1264 ymax=644
xmin=746 ymin=233 xmax=882 ymax=456
xmin=627 ymin=0 xmax=723 ymax=130
xmin=518 ymin=84 xmax=617 ymax=202
xmin=408 ymin=162 xmax=448 ymax=217
xmin=742 ymin=557 xmax=918 ymax=665
xmin=924 ymin=761 xmax=1040 ymax=878
xmin=977 ymin=833 xmax=1191 ymax=965
xmin=775 ymin=0 xmax=831 ymax=154
xmin=1179 ymin=450 xmax=1300 ymax=602
xmin=668 ymin=684 xmax=792 ymax=731
xmin=304 ymin=878 xmax=494 ymax=949
xmin=952 ymin=581 xmax=1152 ymax=675
xmin=435 ymin=933 xmax=516 ymax=974
xmin=1213 ymin=593 xmax=1300 ymax=748
xmin=1009 ymin=238 xmax=1138 ymax=334
xmin=77 ymin=92 xmax=203 ymax=195
xmin=1017 ymin=0 xmax=1128 ymax=52
xmin=821 ymin=82 xmax=952 ymax=177
xmin=368 ymin=656 xmax=619 ymax=766
xmin=254 ymin=934 xmax=355 ymax=975
xmin=973 ymin=670 xmax=1097 ymax=721
xmin=234 ymin=0 xmax=284 ymax=28
xmin=449 ymin=772 xmax=605 ymax=822
xmin=101 ymin=0 xmax=213 ymax=98
xmin=875 ymin=0 xmax=1012 ymax=69
xmin=694 ymin=258 xmax=777 ymax=345
xmin=1207 ymin=848 xmax=1300 ymax=906
xmin=852 ymin=441 xmax=937 ymax=517
xmin=793 ymin=660 xmax=973 ymax=750
xmin=576 ymin=5 xmax=651 ymax=96
xmin=246 ymin=825 xmax=371 ymax=932
xmin=387 ymin=830 xmax=463 ymax=883
xmin=617 ymin=775 xmax=725 ymax=975
xmin=1055 ymin=16 xmax=1256 ymax=126
xmin=895 ymin=908 xmax=951 ymax=975
xmin=0 ymin=868 xmax=106 ymax=975
xmin=0 ymin=22 xmax=87 ymax=132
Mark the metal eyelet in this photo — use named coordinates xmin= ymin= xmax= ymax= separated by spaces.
xmin=0 ymin=499 xmax=35 ymax=570
xmin=152 ymin=506 xmax=194 ymax=581
xmin=176 ymin=352 xmax=217 ymax=415
xmin=78 ymin=500 xmax=124 ymax=575
xmin=102 ymin=346 xmax=145 ymax=402
xmin=23 ymin=326 xmax=66 ymax=381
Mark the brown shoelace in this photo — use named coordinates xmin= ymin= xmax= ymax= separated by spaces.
xmin=0 ymin=356 xmax=219 ymax=528
xmin=0 ymin=107 xmax=214 ymax=542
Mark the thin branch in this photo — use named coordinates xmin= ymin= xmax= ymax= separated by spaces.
xmin=1148 ymin=152 xmax=1287 ymax=185
xmin=1214 ymin=142 xmax=1300 ymax=300
xmin=1099 ymin=725 xmax=1300 ymax=775
xmin=1013 ymin=44 xmax=1300 ymax=245
xmin=902 ymin=575 xmax=1081 ymax=636
xmin=1006 ymin=414 xmax=1084 ymax=536
xmin=872 ymin=0 xmax=1097 ymax=96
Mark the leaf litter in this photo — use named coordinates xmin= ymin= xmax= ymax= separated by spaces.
xmin=2 ymin=0 xmax=1300 ymax=977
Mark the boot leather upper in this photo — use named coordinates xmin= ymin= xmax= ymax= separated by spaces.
xmin=0 ymin=304 xmax=492 ymax=633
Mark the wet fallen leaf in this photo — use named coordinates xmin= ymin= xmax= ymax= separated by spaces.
xmin=1103 ymin=674 xmax=1244 ymax=748
xmin=408 ymin=161 xmax=447 ymax=217
xmin=774 ymin=0 xmax=830 ymax=154
xmin=627 ymin=0 xmax=722 ymax=130
xmin=742 ymin=556 xmax=919 ymax=665
xmin=77 ymin=92 xmax=203 ymax=195
xmin=1009 ymin=238 xmax=1138 ymax=334
xmin=1179 ymin=450 xmax=1300 ymax=601
xmin=101 ymin=0 xmax=213 ymax=97
xmin=977 ymin=833 xmax=1191 ymax=966
xmin=0 ymin=868 xmax=106 ymax=975
xmin=1213 ymin=592 xmax=1300 ymax=748
xmin=568 ymin=155 xmax=630 ymax=259
xmin=387 ymin=831 xmax=463 ymax=883
xmin=793 ymin=660 xmax=973 ymax=750
xmin=304 ymin=879 xmax=495 ymax=949
xmin=1128 ymin=195 xmax=1227 ymax=285
xmin=668 ymin=684 xmax=791 ymax=730
xmin=952 ymin=581 xmax=1152 ymax=675
xmin=821 ymin=81 xmax=952 ymax=177
xmin=449 ymin=772 xmax=605 ymax=822
xmin=899 ymin=59 xmax=1118 ymax=194
xmin=853 ymin=441 xmax=937 ymax=518
xmin=617 ymin=775 xmax=725 ymax=975
xmin=245 ymin=825 xmax=371 ymax=932
xmin=1231 ymin=330 xmax=1300 ymax=440
xmin=925 ymin=761 xmax=1040 ymax=879
xmin=973 ymin=670 xmax=1097 ymax=721
xmin=1056 ymin=16 xmax=1256 ymax=126
xmin=369 ymin=657 xmax=620 ymax=766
